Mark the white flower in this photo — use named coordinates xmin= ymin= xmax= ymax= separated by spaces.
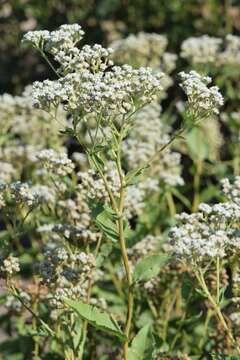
xmin=181 ymin=35 xmax=222 ymax=64
xmin=179 ymin=70 xmax=224 ymax=117
xmin=1 ymin=256 xmax=20 ymax=276
xmin=37 ymin=149 xmax=74 ymax=176
xmin=169 ymin=191 xmax=240 ymax=264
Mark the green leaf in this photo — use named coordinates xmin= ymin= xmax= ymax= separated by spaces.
xmin=125 ymin=166 xmax=149 ymax=186
xmin=96 ymin=207 xmax=119 ymax=242
xmin=181 ymin=273 xmax=193 ymax=301
xmin=89 ymin=201 xmax=119 ymax=242
xmin=178 ymin=311 xmax=203 ymax=326
xmin=133 ymin=253 xmax=170 ymax=283
xmin=128 ymin=324 xmax=153 ymax=360
xmin=186 ymin=127 xmax=209 ymax=161
xmin=65 ymin=299 xmax=125 ymax=340
xmin=59 ymin=127 xmax=75 ymax=137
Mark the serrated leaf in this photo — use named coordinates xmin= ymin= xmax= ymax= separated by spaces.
xmin=133 ymin=254 xmax=170 ymax=283
xmin=65 ymin=299 xmax=125 ymax=340
xmin=96 ymin=208 xmax=119 ymax=242
xmin=89 ymin=201 xmax=119 ymax=242
xmin=128 ymin=324 xmax=153 ymax=360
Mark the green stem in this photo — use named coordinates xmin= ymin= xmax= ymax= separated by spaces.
xmin=196 ymin=270 xmax=240 ymax=354
xmin=115 ymin=130 xmax=133 ymax=359
xmin=216 ymin=257 xmax=220 ymax=304
xmin=198 ymin=309 xmax=212 ymax=350
xmin=148 ymin=126 xmax=186 ymax=165
xmin=192 ymin=158 xmax=203 ymax=212
xmin=39 ymin=49 xmax=60 ymax=78
xmin=89 ymin=154 xmax=118 ymax=212
xmin=165 ymin=191 xmax=176 ymax=217
xmin=107 ymin=261 xmax=124 ymax=298
xmin=79 ymin=238 xmax=102 ymax=360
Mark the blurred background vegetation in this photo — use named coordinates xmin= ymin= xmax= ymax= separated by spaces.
xmin=1 ymin=0 xmax=240 ymax=95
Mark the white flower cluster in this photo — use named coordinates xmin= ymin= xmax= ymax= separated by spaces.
xmin=32 ymin=65 xmax=164 ymax=116
xmin=23 ymin=25 xmax=165 ymax=118
xmin=0 ymin=181 xmax=55 ymax=208
xmin=169 ymin=189 xmax=240 ymax=264
xmin=181 ymin=34 xmax=240 ymax=67
xmin=31 ymin=184 xmax=56 ymax=204
xmin=221 ymin=177 xmax=240 ymax=203
xmin=110 ymin=32 xmax=176 ymax=97
xmin=39 ymin=223 xmax=99 ymax=243
xmin=44 ymin=24 xmax=84 ymax=52
xmin=125 ymin=178 xmax=159 ymax=219
xmin=39 ymin=246 xmax=95 ymax=307
xmin=37 ymin=149 xmax=75 ymax=176
xmin=218 ymin=34 xmax=240 ymax=66
xmin=5 ymin=292 xmax=31 ymax=313
xmin=110 ymin=32 xmax=169 ymax=68
xmin=181 ymin=35 xmax=222 ymax=65
xmin=229 ymin=312 xmax=240 ymax=326
xmin=179 ymin=71 xmax=224 ymax=118
xmin=0 ymin=88 xmax=67 ymax=175
xmin=0 ymin=162 xmax=16 ymax=184
xmin=122 ymin=102 xmax=184 ymax=187
xmin=22 ymin=24 xmax=84 ymax=51
xmin=0 ymin=255 xmax=20 ymax=277
xmin=128 ymin=234 xmax=160 ymax=262
xmin=23 ymin=24 xmax=113 ymax=75
xmin=22 ymin=30 xmax=51 ymax=48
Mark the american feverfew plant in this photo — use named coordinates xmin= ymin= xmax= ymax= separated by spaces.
xmin=1 ymin=23 xmax=233 ymax=359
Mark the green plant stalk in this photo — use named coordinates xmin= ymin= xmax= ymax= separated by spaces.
xmin=79 ymin=278 xmax=93 ymax=360
xmin=106 ymin=261 xmax=124 ymax=298
xmin=198 ymin=308 xmax=212 ymax=350
xmin=196 ymin=270 xmax=240 ymax=354
xmin=192 ymin=158 xmax=203 ymax=212
xmin=79 ymin=239 xmax=102 ymax=360
xmin=216 ymin=257 xmax=220 ymax=304
xmin=115 ymin=129 xmax=134 ymax=359
xmin=225 ymin=0 xmax=233 ymax=34
xmin=32 ymin=285 xmax=40 ymax=360
xmin=165 ymin=191 xmax=176 ymax=217
xmin=233 ymin=142 xmax=240 ymax=176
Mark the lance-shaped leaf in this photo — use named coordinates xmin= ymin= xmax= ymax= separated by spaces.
xmin=128 ymin=324 xmax=153 ymax=360
xmin=133 ymin=253 xmax=170 ymax=283
xmin=65 ymin=299 xmax=125 ymax=340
